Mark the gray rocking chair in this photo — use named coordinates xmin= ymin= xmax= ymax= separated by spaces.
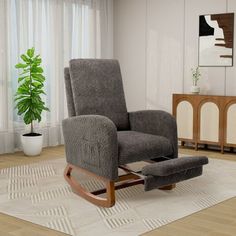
xmin=62 ymin=59 xmax=208 ymax=207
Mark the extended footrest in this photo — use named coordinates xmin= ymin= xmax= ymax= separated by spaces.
xmin=142 ymin=156 xmax=208 ymax=191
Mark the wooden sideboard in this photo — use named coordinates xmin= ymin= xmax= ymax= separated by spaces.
xmin=173 ymin=94 xmax=236 ymax=153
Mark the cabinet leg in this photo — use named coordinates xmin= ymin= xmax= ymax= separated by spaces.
xmin=195 ymin=143 xmax=198 ymax=151
xmin=181 ymin=141 xmax=185 ymax=147
xmin=221 ymin=146 xmax=224 ymax=154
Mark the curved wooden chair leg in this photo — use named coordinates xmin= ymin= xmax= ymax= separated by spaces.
xmin=64 ymin=164 xmax=115 ymax=208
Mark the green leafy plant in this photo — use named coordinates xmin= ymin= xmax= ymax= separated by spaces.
xmin=15 ymin=47 xmax=49 ymax=134
xmin=191 ymin=67 xmax=201 ymax=86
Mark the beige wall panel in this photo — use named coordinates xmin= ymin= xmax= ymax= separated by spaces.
xmin=226 ymin=0 xmax=236 ymax=96
xmin=146 ymin=0 xmax=184 ymax=112
xmin=114 ymin=0 xmax=146 ymax=111
xmin=113 ymin=0 xmax=236 ymax=111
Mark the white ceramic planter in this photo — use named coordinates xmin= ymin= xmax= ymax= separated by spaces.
xmin=190 ymin=85 xmax=200 ymax=94
xmin=21 ymin=134 xmax=43 ymax=156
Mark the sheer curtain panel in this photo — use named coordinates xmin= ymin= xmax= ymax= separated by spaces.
xmin=0 ymin=0 xmax=113 ymax=154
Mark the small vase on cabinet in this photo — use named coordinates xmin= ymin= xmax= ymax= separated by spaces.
xmin=191 ymin=67 xmax=201 ymax=94
xmin=190 ymin=85 xmax=200 ymax=94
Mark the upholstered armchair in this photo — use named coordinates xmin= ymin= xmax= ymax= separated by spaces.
xmin=62 ymin=59 xmax=208 ymax=207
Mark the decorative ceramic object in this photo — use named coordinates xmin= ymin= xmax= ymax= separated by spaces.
xmin=21 ymin=134 xmax=43 ymax=156
xmin=191 ymin=67 xmax=201 ymax=94
xmin=190 ymin=85 xmax=200 ymax=94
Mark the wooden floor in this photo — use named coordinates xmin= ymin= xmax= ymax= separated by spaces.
xmin=0 ymin=145 xmax=65 ymax=169
xmin=179 ymin=146 xmax=236 ymax=162
xmin=143 ymin=197 xmax=236 ymax=236
xmin=0 ymin=212 xmax=69 ymax=236
xmin=0 ymin=146 xmax=235 ymax=236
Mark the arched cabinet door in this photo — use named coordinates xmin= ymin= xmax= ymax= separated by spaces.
xmin=173 ymin=94 xmax=236 ymax=152
xmin=225 ymin=102 xmax=236 ymax=145
xmin=199 ymin=101 xmax=219 ymax=143
xmin=176 ymin=101 xmax=193 ymax=140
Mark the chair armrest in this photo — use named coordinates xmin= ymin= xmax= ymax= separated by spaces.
xmin=129 ymin=110 xmax=178 ymax=159
xmin=62 ymin=115 xmax=118 ymax=180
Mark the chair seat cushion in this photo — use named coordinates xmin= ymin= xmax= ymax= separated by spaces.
xmin=118 ymin=131 xmax=173 ymax=165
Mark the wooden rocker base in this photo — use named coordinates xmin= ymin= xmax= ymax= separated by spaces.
xmin=64 ymin=164 xmax=175 ymax=208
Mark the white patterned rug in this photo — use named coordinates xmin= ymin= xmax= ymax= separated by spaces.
xmin=0 ymin=157 xmax=236 ymax=236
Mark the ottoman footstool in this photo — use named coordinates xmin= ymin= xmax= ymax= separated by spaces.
xmin=142 ymin=156 xmax=209 ymax=191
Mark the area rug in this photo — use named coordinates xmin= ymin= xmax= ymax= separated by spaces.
xmin=0 ymin=156 xmax=236 ymax=236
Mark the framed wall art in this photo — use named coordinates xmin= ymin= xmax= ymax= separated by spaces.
xmin=199 ymin=13 xmax=234 ymax=67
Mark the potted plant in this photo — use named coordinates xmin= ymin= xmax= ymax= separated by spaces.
xmin=191 ymin=67 xmax=201 ymax=94
xmin=15 ymin=47 xmax=49 ymax=156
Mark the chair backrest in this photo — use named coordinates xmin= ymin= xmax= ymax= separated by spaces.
xmin=64 ymin=59 xmax=129 ymax=130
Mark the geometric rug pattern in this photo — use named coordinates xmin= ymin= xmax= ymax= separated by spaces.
xmin=0 ymin=157 xmax=236 ymax=236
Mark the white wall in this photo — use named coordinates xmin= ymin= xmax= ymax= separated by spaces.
xmin=114 ymin=0 xmax=236 ymax=112
xmin=114 ymin=0 xmax=146 ymax=111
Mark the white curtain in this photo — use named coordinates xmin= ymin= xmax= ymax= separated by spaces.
xmin=0 ymin=0 xmax=113 ymax=154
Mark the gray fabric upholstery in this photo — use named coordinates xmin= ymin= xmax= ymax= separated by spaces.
xmin=62 ymin=59 xmax=180 ymax=181
xmin=144 ymin=167 xmax=203 ymax=191
xmin=64 ymin=68 xmax=76 ymax=117
xmin=129 ymin=110 xmax=178 ymax=159
xmin=142 ymin=156 xmax=208 ymax=191
xmin=62 ymin=115 xmax=118 ymax=181
xmin=118 ymin=131 xmax=173 ymax=165
xmin=69 ymin=59 xmax=129 ymax=130
xmin=142 ymin=156 xmax=208 ymax=176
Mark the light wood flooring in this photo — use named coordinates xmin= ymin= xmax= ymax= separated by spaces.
xmin=0 ymin=146 xmax=235 ymax=236
xmin=143 ymin=197 xmax=236 ymax=236
xmin=0 ymin=212 xmax=69 ymax=236
xmin=0 ymin=145 xmax=65 ymax=169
